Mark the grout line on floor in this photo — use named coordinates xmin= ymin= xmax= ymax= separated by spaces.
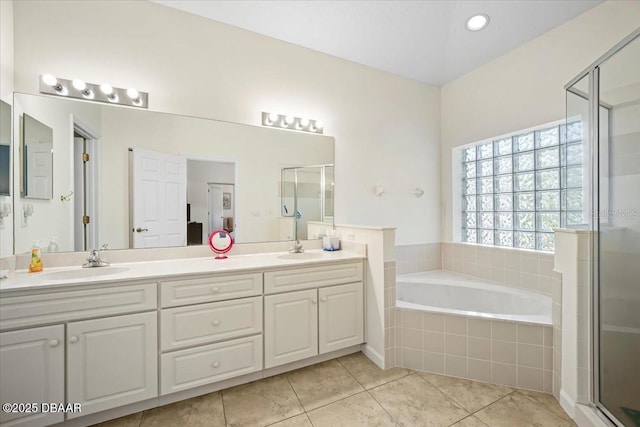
xmin=283 ymin=373 xmax=307 ymax=415
xmin=469 ymin=390 xmax=517 ymax=416
xmin=335 ymin=355 xmax=368 ymax=390
xmin=447 ymin=414 xmax=488 ymax=427
xmin=412 ymin=372 xmax=471 ymax=416
xmin=220 ymin=390 xmax=228 ymax=427
xmin=365 ymin=389 xmax=402 ymax=425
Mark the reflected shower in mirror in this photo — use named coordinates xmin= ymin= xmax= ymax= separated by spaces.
xmin=12 ymin=93 xmax=334 ymax=254
xmin=280 ymin=165 xmax=334 ymax=241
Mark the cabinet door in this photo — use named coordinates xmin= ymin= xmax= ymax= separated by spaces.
xmin=319 ymin=282 xmax=364 ymax=354
xmin=0 ymin=325 xmax=64 ymax=427
xmin=67 ymin=312 xmax=157 ymax=418
xmin=264 ymin=289 xmax=318 ymax=368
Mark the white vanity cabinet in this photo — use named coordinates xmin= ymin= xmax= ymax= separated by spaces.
xmin=159 ymin=272 xmax=264 ymax=395
xmin=0 ymin=254 xmax=366 ymax=426
xmin=264 ymin=262 xmax=364 ymax=369
xmin=66 ymin=312 xmax=157 ymax=418
xmin=264 ymin=289 xmax=319 ymax=368
xmin=0 ymin=282 xmax=158 ymax=425
xmin=0 ymin=325 xmax=65 ymax=427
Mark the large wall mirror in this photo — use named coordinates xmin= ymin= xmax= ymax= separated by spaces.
xmin=11 ymin=93 xmax=334 ymax=254
xmin=0 ymin=100 xmax=10 ymax=196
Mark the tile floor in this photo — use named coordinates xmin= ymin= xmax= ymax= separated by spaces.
xmin=93 ymin=352 xmax=575 ymax=427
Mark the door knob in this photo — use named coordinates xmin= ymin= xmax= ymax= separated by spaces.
xmin=320 ymin=297 xmax=326 ymax=303
xmin=134 ymin=227 xmax=149 ymax=233
xmin=69 ymin=336 xmax=79 ymax=343
xmin=311 ymin=298 xmax=317 ymax=304
xmin=212 ymin=320 xmax=220 ymax=326
xmin=48 ymin=339 xmax=60 ymax=347
xmin=212 ymin=361 xmax=220 ymax=368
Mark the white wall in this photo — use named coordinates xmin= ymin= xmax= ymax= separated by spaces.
xmin=0 ymin=0 xmax=14 ymax=258
xmin=441 ymin=0 xmax=640 ymax=243
xmin=11 ymin=0 xmax=442 ymax=246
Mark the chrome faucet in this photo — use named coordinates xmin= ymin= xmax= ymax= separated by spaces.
xmin=83 ymin=249 xmax=110 ymax=268
xmin=289 ymin=240 xmax=304 ymax=254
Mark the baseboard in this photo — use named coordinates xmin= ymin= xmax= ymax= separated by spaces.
xmin=560 ymin=389 xmax=577 ymax=419
xmin=575 ymin=404 xmax=616 ymax=427
xmin=362 ymin=344 xmax=384 ymax=369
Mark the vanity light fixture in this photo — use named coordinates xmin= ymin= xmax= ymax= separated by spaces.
xmin=261 ymin=112 xmax=324 ymax=134
xmin=466 ymin=14 xmax=489 ymax=31
xmin=39 ymin=74 xmax=148 ymax=108
xmin=41 ymin=74 xmax=67 ymax=95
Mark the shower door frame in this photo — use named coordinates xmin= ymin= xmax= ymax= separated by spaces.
xmin=565 ymin=26 xmax=640 ymax=427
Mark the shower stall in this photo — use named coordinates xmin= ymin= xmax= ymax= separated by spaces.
xmin=565 ymin=28 xmax=640 ymax=427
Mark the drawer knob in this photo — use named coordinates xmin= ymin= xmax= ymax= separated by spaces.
xmin=212 ymin=361 xmax=220 ymax=368
xmin=69 ymin=336 xmax=79 ymax=344
xmin=48 ymin=339 xmax=60 ymax=347
xmin=211 ymin=287 xmax=220 ymax=293
xmin=311 ymin=298 xmax=317 ymax=304
xmin=212 ymin=320 xmax=220 ymax=326
xmin=320 ymin=297 xmax=327 ymax=303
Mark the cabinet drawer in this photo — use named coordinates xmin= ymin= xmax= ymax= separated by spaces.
xmin=264 ymin=261 xmax=363 ymax=294
xmin=161 ymin=335 xmax=262 ymax=395
xmin=0 ymin=283 xmax=157 ymax=330
xmin=161 ymin=296 xmax=262 ymax=351
xmin=160 ymin=273 xmax=262 ymax=307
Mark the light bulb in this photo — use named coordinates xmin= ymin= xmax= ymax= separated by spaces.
xmin=72 ymin=79 xmax=86 ymax=91
xmin=107 ymin=93 xmax=119 ymax=103
xmin=42 ymin=74 xmax=58 ymax=86
xmin=300 ymin=118 xmax=310 ymax=127
xmin=280 ymin=119 xmax=288 ymax=128
xmin=285 ymin=116 xmax=295 ymax=125
xmin=82 ymin=89 xmax=94 ymax=99
xmin=466 ymin=14 xmax=489 ymax=31
xmin=126 ymin=88 xmax=139 ymax=99
xmin=315 ymin=120 xmax=324 ymax=130
xmin=100 ymin=83 xmax=114 ymax=95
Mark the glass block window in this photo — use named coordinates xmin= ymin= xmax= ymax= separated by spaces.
xmin=462 ymin=121 xmax=583 ymax=252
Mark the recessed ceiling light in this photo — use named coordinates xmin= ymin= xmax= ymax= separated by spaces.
xmin=466 ymin=14 xmax=489 ymax=31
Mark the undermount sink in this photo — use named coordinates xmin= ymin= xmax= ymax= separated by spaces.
xmin=42 ymin=267 xmax=130 ymax=280
xmin=277 ymin=252 xmax=325 ymax=260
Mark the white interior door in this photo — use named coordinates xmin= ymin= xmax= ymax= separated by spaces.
xmin=131 ymin=148 xmax=187 ymax=248
xmin=25 ymin=140 xmax=53 ymax=199
xmin=208 ymin=184 xmax=223 ymax=233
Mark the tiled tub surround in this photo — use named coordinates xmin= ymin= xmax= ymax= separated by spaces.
xmin=395 ymin=243 xmax=441 ymax=274
xmin=397 ymin=271 xmax=551 ymax=325
xmin=440 ymin=242 xmax=562 ymax=397
xmin=395 ymin=309 xmax=554 ymax=393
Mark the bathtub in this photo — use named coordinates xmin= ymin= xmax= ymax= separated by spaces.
xmin=396 ymin=270 xmax=552 ymax=325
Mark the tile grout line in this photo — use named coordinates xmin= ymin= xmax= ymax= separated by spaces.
xmin=283 ymin=374 xmax=308 ymax=417
xmin=417 ymin=374 xmax=478 ymax=419
xmin=365 ymin=388 xmax=402 ymax=425
xmin=220 ymin=390 xmax=228 ymax=427
xmin=469 ymin=389 xmax=517 ymax=418
xmin=412 ymin=373 xmax=471 ymax=421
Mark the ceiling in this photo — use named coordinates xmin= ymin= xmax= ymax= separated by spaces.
xmin=151 ymin=0 xmax=602 ymax=86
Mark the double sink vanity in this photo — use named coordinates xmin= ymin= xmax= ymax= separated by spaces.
xmin=0 ymin=249 xmax=365 ymax=427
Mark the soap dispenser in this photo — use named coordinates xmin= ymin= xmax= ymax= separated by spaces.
xmin=48 ymin=237 xmax=59 ymax=253
xmin=29 ymin=240 xmax=44 ymax=273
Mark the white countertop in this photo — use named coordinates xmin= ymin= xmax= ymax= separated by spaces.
xmin=0 ymin=250 xmax=365 ymax=293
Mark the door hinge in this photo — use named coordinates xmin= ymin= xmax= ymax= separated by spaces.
xmin=82 ymin=153 xmax=90 ymax=163
xmin=82 ymin=215 xmax=90 ymax=224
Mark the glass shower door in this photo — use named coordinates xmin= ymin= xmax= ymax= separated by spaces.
xmin=596 ymin=35 xmax=640 ymax=427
